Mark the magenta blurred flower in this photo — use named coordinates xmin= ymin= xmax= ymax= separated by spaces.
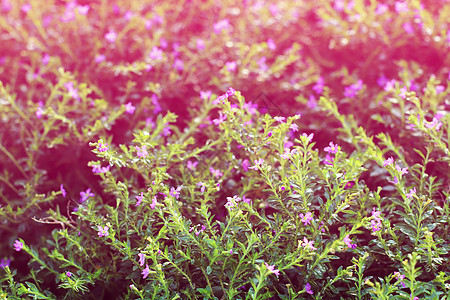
xmin=375 ymin=3 xmax=388 ymax=15
xmin=13 ymin=240 xmax=23 ymax=251
xmin=383 ymin=157 xmax=394 ymax=167
xmin=197 ymin=38 xmax=205 ymax=51
xmin=125 ymin=102 xmax=135 ymax=114
xmin=149 ymin=46 xmax=163 ymax=60
xmin=210 ymin=167 xmax=223 ymax=178
xmin=305 ymin=283 xmax=314 ymax=294
xmin=0 ymin=258 xmax=11 ymax=269
xmin=173 ymin=58 xmax=184 ymax=71
xmin=299 ymin=212 xmax=313 ymax=226
xmin=324 ymin=142 xmax=339 ymax=154
xmin=200 ymin=90 xmax=212 ymax=100
xmin=343 ymin=235 xmax=357 ymax=249
xmin=105 ymin=30 xmax=117 ymax=43
xmin=150 ymin=196 xmax=158 ymax=209
xmin=313 ymin=76 xmax=324 ymax=94
xmin=226 ymin=61 xmax=237 ymax=71
xmin=21 ymin=3 xmax=31 ymax=13
xmin=187 ymin=160 xmax=198 ymax=170
xmin=242 ymin=159 xmax=251 ymax=172
xmin=135 ymin=192 xmax=144 ymax=206
xmin=80 ymin=188 xmax=94 ymax=203
xmin=267 ymin=38 xmax=276 ymax=50
xmin=60 ymin=184 xmax=67 ymax=197
xmin=95 ymin=54 xmax=105 ymax=63
xmin=136 ymin=145 xmax=148 ymax=158
xmin=97 ymin=225 xmax=109 ymax=237
xmin=64 ymin=82 xmax=80 ymax=101
xmin=169 ymin=186 xmax=181 ymax=199
xmin=213 ymin=19 xmax=231 ymax=34
xmin=264 ymin=262 xmax=280 ymax=276
xmin=138 ymin=253 xmax=145 ymax=266
xmin=142 ymin=264 xmax=150 ymax=279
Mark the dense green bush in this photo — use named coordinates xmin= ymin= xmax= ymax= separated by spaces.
xmin=0 ymin=0 xmax=449 ymax=299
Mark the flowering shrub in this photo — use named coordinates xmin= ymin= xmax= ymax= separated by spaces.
xmin=0 ymin=0 xmax=449 ymax=299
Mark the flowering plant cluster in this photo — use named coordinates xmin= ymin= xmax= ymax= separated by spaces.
xmin=0 ymin=0 xmax=449 ymax=299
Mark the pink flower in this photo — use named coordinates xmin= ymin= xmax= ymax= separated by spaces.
xmin=388 ymin=176 xmax=399 ymax=185
xmin=264 ymin=262 xmax=280 ymax=276
xmin=313 ymin=76 xmax=324 ymax=94
xmin=406 ymin=187 xmax=416 ymax=199
xmin=197 ymin=38 xmax=205 ymax=51
xmin=213 ymin=19 xmax=230 ymax=34
xmin=242 ymin=195 xmax=251 ymax=204
xmin=95 ymin=54 xmax=105 ymax=63
xmin=343 ymin=235 xmax=357 ymax=249
xmin=199 ymin=90 xmax=211 ymax=100
xmin=226 ymin=61 xmax=237 ymax=71
xmin=305 ymin=283 xmax=313 ymax=294
xmin=80 ymin=188 xmax=94 ymax=203
xmin=187 ymin=160 xmax=198 ymax=170
xmin=64 ymin=82 xmax=80 ymax=101
xmin=242 ymin=159 xmax=251 ymax=172
xmin=210 ymin=167 xmax=223 ymax=178
xmin=301 ymin=237 xmax=317 ymax=251
xmin=395 ymin=165 xmax=408 ymax=176
xmin=375 ymin=3 xmax=388 ymax=15
xmin=173 ymin=59 xmax=184 ymax=71
xmin=299 ymin=212 xmax=313 ymax=226
xmin=21 ymin=3 xmax=31 ymax=13
xmin=323 ymin=154 xmax=334 ymax=165
xmin=212 ymin=112 xmax=227 ymax=125
xmin=138 ymin=253 xmax=145 ymax=266
xmin=324 ymin=142 xmax=339 ymax=154
xmin=136 ymin=145 xmax=148 ymax=158
xmin=135 ymin=192 xmax=144 ymax=206
xmin=249 ymin=159 xmax=264 ymax=170
xmin=97 ymin=141 xmax=109 ymax=152
xmin=142 ymin=264 xmax=150 ymax=279
xmin=267 ymin=38 xmax=276 ymax=50
xmin=150 ymin=196 xmax=158 ymax=209
xmin=302 ymin=133 xmax=314 ymax=142
xmin=105 ymin=30 xmax=117 ymax=43
xmin=13 ymin=239 xmax=23 ymax=251
xmin=395 ymin=1 xmax=408 ymax=13
xmin=125 ymin=102 xmax=136 ymax=114
xmin=97 ymin=226 xmax=109 ymax=237
xmin=60 ymin=184 xmax=67 ymax=197
xmin=169 ymin=186 xmax=181 ymax=199
xmin=383 ymin=157 xmax=394 ymax=167
xmin=42 ymin=54 xmax=50 ymax=66
xmin=274 ymin=116 xmax=285 ymax=123
xmin=149 ymin=46 xmax=163 ymax=60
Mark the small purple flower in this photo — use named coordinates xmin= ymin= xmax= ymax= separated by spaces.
xmin=313 ymin=76 xmax=324 ymax=94
xmin=375 ymin=3 xmax=388 ymax=15
xmin=302 ymin=133 xmax=314 ymax=142
xmin=142 ymin=264 xmax=150 ymax=279
xmin=66 ymin=271 xmax=72 ymax=277
xmin=323 ymin=154 xmax=334 ymax=165
xmin=324 ymin=142 xmax=339 ymax=154
xmin=226 ymin=87 xmax=236 ymax=97
xmin=105 ymin=30 xmax=117 ymax=43
xmin=395 ymin=165 xmax=408 ymax=176
xmin=343 ymin=235 xmax=357 ymax=249
xmin=149 ymin=46 xmax=163 ymax=60
xmin=80 ymin=188 xmax=94 ymax=203
xmin=97 ymin=141 xmax=109 ymax=152
xmin=212 ymin=112 xmax=227 ymax=126
xmin=64 ymin=82 xmax=80 ymax=101
xmin=138 ymin=253 xmax=145 ymax=266
xmin=274 ymin=116 xmax=285 ymax=123
xmin=187 ymin=160 xmax=198 ymax=170
xmin=242 ymin=195 xmax=251 ymax=204
xmin=383 ymin=157 xmax=394 ymax=167
xmin=77 ymin=5 xmax=90 ymax=15
xmin=197 ymin=38 xmax=205 ymax=51
xmin=150 ymin=196 xmax=158 ymax=209
xmin=264 ymin=262 xmax=280 ymax=276
xmin=305 ymin=283 xmax=314 ymax=295
xmin=36 ymin=102 xmax=44 ymax=119
xmin=344 ymin=80 xmax=363 ymax=98
xmin=199 ymin=90 xmax=211 ymax=100
xmin=213 ymin=19 xmax=231 ymax=34
xmin=125 ymin=102 xmax=135 ymax=114
xmin=290 ymin=123 xmax=299 ymax=132
xmin=97 ymin=226 xmax=109 ymax=237
xmin=405 ymin=187 xmax=416 ymax=200
xmin=210 ymin=167 xmax=223 ymax=178
xmin=95 ymin=54 xmax=105 ymax=63
xmin=242 ymin=159 xmax=251 ymax=172
xmin=173 ymin=59 xmax=184 ymax=71
xmin=248 ymin=159 xmax=264 ymax=170
xmin=388 ymin=176 xmax=399 ymax=185
xmin=42 ymin=53 xmax=50 ymax=66
xmin=225 ymin=61 xmax=237 ymax=71
xmin=21 ymin=3 xmax=31 ymax=13
xmin=60 ymin=184 xmax=67 ymax=197
xmin=14 ymin=239 xmax=23 ymax=251
xmin=0 ymin=258 xmax=11 ymax=269
xmin=267 ymin=38 xmax=276 ymax=50
xmin=371 ymin=219 xmax=382 ymax=232
xmin=135 ymin=192 xmax=144 ymax=206
xmin=169 ymin=186 xmax=181 ymax=199
xmin=162 ymin=124 xmax=171 ymax=137
xmin=136 ymin=145 xmax=148 ymax=158
xmin=299 ymin=212 xmax=313 ymax=226
xmin=425 ymin=118 xmax=443 ymax=131
xmin=301 ymin=237 xmax=317 ymax=251
xmin=196 ymin=182 xmax=206 ymax=193
xmin=394 ymin=272 xmax=406 ymax=288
